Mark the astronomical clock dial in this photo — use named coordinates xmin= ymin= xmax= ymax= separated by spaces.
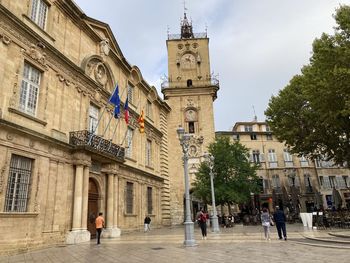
xmin=181 ymin=53 xmax=196 ymax=69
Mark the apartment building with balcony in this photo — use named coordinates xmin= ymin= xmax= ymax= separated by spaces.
xmin=216 ymin=120 xmax=350 ymax=214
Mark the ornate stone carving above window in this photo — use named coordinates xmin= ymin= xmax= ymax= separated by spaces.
xmin=81 ymin=55 xmax=115 ymax=93
xmin=22 ymin=44 xmax=48 ymax=70
xmin=99 ymin=39 xmax=110 ymax=56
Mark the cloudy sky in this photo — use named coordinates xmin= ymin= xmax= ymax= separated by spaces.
xmin=74 ymin=0 xmax=349 ymax=131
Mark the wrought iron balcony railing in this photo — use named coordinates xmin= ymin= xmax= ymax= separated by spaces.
xmin=69 ymin=130 xmax=125 ymax=161
xmin=161 ymin=77 xmax=219 ymax=90
xmin=167 ymin=32 xmax=207 ymax=40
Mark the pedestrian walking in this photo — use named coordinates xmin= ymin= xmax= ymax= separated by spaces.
xmin=95 ymin=212 xmax=105 ymax=245
xmin=144 ymin=215 xmax=151 ymax=232
xmin=260 ymin=207 xmax=272 ymax=240
xmin=273 ymin=206 xmax=287 ymax=240
xmin=197 ymin=208 xmax=208 ymax=240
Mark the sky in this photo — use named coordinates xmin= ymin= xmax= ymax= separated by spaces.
xmin=74 ymin=0 xmax=349 ymax=131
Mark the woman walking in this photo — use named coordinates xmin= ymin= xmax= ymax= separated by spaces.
xmin=197 ymin=209 xmax=208 ymax=240
xmin=260 ymin=208 xmax=272 ymax=241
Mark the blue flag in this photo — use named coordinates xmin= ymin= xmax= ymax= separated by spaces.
xmin=109 ymin=85 xmax=120 ymax=118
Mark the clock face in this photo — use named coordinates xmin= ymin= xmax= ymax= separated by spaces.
xmin=181 ymin=53 xmax=196 ymax=69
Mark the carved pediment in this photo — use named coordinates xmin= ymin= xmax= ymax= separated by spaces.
xmin=81 ymin=55 xmax=115 ymax=93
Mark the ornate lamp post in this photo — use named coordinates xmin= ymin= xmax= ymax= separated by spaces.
xmin=177 ymin=126 xmax=196 ymax=247
xmin=204 ymin=153 xmax=220 ymax=233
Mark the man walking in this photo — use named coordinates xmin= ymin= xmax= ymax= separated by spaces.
xmin=95 ymin=212 xmax=105 ymax=245
xmin=273 ymin=206 xmax=287 ymax=240
xmin=144 ymin=215 xmax=151 ymax=232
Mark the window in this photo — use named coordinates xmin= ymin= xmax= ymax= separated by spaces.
xmin=89 ymin=104 xmax=99 ymax=132
xmin=244 ymin=125 xmax=253 ymax=132
xmin=329 ymin=176 xmax=336 ymax=188
xmin=146 ymin=139 xmax=152 ymax=166
xmin=265 ymin=125 xmax=271 ymax=132
xmin=146 ymin=100 xmax=152 ymax=119
xmin=300 ymin=156 xmax=309 ymax=167
xmin=188 ymin=122 xmax=195 ymax=134
xmin=250 ymin=134 xmax=257 ymax=140
xmin=283 ymin=149 xmax=293 ymax=167
xmin=125 ymin=182 xmax=134 ymax=214
xmin=5 ymin=155 xmax=33 ymax=212
xmin=252 ymin=150 xmax=260 ymax=164
xmin=127 ymin=84 xmax=134 ymax=105
xmin=187 ymin=79 xmax=192 ymax=87
xmin=125 ymin=127 xmax=134 ymax=158
xmin=147 ymin=187 xmax=153 ymax=215
xmin=320 ymin=176 xmax=331 ymax=189
xmin=271 ymin=175 xmax=281 ymax=189
xmin=266 ymin=134 xmax=273 ymax=140
xmin=30 ymin=0 xmax=48 ymax=29
xmin=268 ymin=149 xmax=277 ymax=168
xmin=20 ymin=63 xmax=41 ymax=116
xmin=337 ymin=176 xmax=347 ymax=189
xmin=232 ymin=134 xmax=239 ymax=141
xmin=288 ymin=175 xmax=300 ymax=187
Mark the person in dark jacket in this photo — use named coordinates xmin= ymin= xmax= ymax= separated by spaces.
xmin=273 ymin=206 xmax=287 ymax=240
xmin=144 ymin=215 xmax=151 ymax=232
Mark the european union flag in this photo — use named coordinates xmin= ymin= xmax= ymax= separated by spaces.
xmin=109 ymin=85 xmax=120 ymax=118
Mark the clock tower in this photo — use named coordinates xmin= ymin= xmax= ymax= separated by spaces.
xmin=162 ymin=12 xmax=219 ymax=224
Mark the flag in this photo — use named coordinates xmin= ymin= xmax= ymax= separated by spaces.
xmin=138 ymin=110 xmax=145 ymax=133
xmin=124 ymin=96 xmax=129 ymax=124
xmin=109 ymin=85 xmax=120 ymax=118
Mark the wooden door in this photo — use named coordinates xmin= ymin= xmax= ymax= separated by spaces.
xmin=87 ymin=179 xmax=99 ymax=239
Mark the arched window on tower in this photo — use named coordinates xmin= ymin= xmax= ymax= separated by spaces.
xmin=185 ymin=109 xmax=197 ymax=134
xmin=188 ymin=122 xmax=195 ymax=134
xmin=187 ymin=79 xmax=192 ymax=87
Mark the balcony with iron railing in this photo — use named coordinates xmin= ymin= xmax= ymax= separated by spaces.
xmin=69 ymin=130 xmax=125 ymax=161
xmin=167 ymin=32 xmax=207 ymax=40
xmin=161 ymin=76 xmax=219 ymax=90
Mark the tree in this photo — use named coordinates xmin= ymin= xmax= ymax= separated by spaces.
xmin=265 ymin=5 xmax=350 ymax=167
xmin=192 ymin=137 xmax=260 ymax=209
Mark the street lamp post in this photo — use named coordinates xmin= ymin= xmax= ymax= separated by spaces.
xmin=204 ymin=153 xmax=220 ymax=233
xmin=177 ymin=126 xmax=196 ymax=247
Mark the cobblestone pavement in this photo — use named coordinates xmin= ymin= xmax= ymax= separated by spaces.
xmin=1 ymin=224 xmax=349 ymax=263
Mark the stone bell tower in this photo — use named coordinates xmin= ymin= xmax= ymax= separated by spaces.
xmin=162 ymin=11 xmax=219 ymax=224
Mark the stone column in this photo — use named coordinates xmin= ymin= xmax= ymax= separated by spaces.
xmin=81 ymin=166 xmax=90 ymax=230
xmin=106 ymin=173 xmax=114 ymax=228
xmin=66 ymin=158 xmax=91 ymax=244
xmin=72 ymin=164 xmax=83 ymax=230
xmin=103 ymin=173 xmax=121 ymax=237
xmin=113 ymin=175 xmax=119 ymax=229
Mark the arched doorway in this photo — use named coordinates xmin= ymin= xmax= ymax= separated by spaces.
xmin=87 ymin=178 xmax=99 ymax=239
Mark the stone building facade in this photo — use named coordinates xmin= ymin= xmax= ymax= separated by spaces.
xmin=0 ymin=0 xmax=219 ymax=254
xmin=0 ymin=0 xmax=172 ymax=254
xmin=216 ymin=121 xmax=350 ymax=214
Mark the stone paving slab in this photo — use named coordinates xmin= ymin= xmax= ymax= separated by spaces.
xmin=1 ymin=224 xmax=349 ymax=263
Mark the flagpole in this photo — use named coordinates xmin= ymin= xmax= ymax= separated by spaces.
xmin=107 ymin=87 xmax=127 ymax=150
xmin=88 ymin=84 xmax=119 ymax=145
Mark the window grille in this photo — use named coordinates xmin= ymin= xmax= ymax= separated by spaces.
xmin=147 ymin=187 xmax=153 ymax=215
xmin=146 ymin=139 xmax=152 ymax=166
xmin=5 ymin=155 xmax=33 ymax=212
xmin=126 ymin=182 xmax=133 ymax=214
xmin=127 ymin=84 xmax=134 ymax=104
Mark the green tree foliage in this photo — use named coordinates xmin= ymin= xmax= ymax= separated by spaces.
xmin=192 ymin=137 xmax=260 ymax=207
xmin=265 ymin=5 xmax=350 ymax=167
